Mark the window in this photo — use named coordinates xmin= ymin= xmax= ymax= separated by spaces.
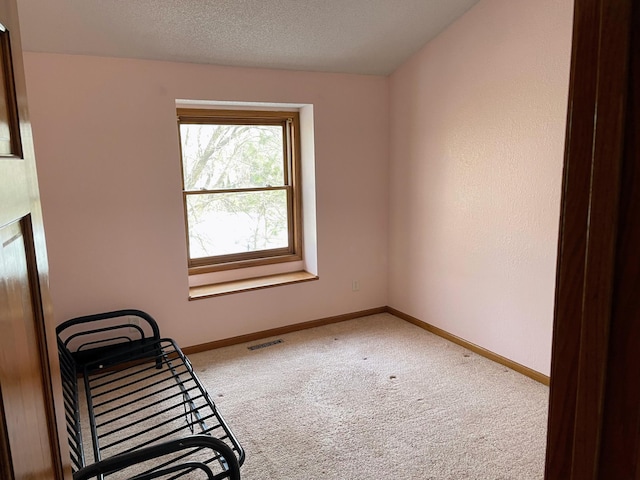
xmin=177 ymin=109 xmax=302 ymax=273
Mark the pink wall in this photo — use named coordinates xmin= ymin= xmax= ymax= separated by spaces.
xmin=388 ymin=0 xmax=573 ymax=375
xmin=23 ymin=54 xmax=389 ymax=347
xmin=23 ymin=0 xmax=573 ymax=375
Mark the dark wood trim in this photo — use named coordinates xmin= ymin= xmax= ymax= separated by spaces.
xmin=0 ymin=27 xmax=21 ymax=159
xmin=176 ymin=108 xmax=298 ymax=123
xmin=182 ymin=307 xmax=386 ymax=354
xmin=545 ymin=0 xmax=639 ymax=478
xmin=188 ymin=251 xmax=302 ymax=274
xmin=21 ymin=216 xmax=64 ymax=478
xmin=386 ymin=307 xmax=549 ymax=385
xmin=189 ymin=253 xmax=303 ymax=276
xmin=0 ymin=384 xmax=15 ymax=480
xmin=571 ymin=1 xmax=631 ymax=477
xmin=184 ymin=186 xmax=289 ymax=195
xmin=544 ymin=1 xmax=599 ymax=475
xmin=595 ymin=1 xmax=640 ymax=477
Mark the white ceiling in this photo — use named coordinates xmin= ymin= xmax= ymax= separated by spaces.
xmin=16 ymin=0 xmax=480 ymax=75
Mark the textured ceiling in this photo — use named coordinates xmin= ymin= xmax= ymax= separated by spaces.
xmin=16 ymin=0 xmax=480 ymax=75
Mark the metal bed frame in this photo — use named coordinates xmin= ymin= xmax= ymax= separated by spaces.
xmin=57 ymin=309 xmax=244 ymax=480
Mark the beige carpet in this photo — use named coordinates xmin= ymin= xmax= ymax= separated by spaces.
xmin=189 ymin=313 xmax=548 ymax=479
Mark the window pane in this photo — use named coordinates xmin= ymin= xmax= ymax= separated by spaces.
xmin=180 ymin=124 xmax=285 ymax=191
xmin=186 ymin=190 xmax=289 ymax=258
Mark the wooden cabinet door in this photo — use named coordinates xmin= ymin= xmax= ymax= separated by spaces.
xmin=0 ymin=0 xmax=67 ymax=478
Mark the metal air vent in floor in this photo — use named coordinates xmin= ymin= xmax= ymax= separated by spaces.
xmin=248 ymin=339 xmax=283 ymax=350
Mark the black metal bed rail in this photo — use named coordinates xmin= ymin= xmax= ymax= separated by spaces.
xmin=57 ymin=309 xmax=245 ymax=479
xmin=72 ymin=435 xmax=240 ymax=480
xmin=57 ymin=309 xmax=162 ymax=371
xmin=58 ymin=337 xmax=85 ymax=472
xmin=81 ymin=338 xmax=244 ymax=469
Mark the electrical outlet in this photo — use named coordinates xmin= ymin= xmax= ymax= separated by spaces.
xmin=352 ymin=280 xmax=360 ymax=292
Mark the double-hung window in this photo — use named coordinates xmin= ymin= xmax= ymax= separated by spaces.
xmin=177 ymin=109 xmax=302 ymax=273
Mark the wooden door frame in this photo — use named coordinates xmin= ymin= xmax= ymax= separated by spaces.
xmin=545 ymin=0 xmax=640 ymax=478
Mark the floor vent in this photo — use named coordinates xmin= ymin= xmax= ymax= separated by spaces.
xmin=248 ymin=339 xmax=283 ymax=350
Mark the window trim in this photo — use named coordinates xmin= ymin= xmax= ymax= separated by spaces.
xmin=177 ymin=108 xmax=303 ymax=274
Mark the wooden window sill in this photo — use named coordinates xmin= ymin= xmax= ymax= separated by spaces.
xmin=188 ymin=271 xmax=318 ymax=300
